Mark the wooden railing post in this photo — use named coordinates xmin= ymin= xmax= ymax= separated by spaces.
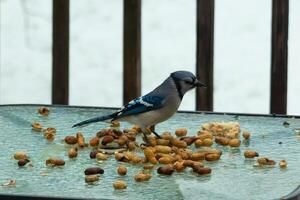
xmin=52 ymin=0 xmax=69 ymax=105
xmin=123 ymin=0 xmax=141 ymax=104
xmin=196 ymin=0 xmax=214 ymax=111
xmin=270 ymin=0 xmax=289 ymax=114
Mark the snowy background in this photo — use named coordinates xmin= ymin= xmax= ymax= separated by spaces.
xmin=0 ymin=0 xmax=299 ymax=115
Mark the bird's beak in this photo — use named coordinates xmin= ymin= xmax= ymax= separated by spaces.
xmin=194 ymin=80 xmax=206 ymax=87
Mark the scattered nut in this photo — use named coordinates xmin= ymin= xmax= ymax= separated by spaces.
xmin=173 ymin=161 xmax=186 ymax=172
xmin=242 ymin=131 xmax=251 ymax=140
xmin=68 ymin=147 xmax=78 ymax=158
xmin=90 ymin=150 xmax=98 ymax=159
xmin=89 ymin=137 xmax=100 ymax=147
xmin=194 ymin=139 xmax=203 ymax=148
xmin=190 ymin=152 xmax=205 ymax=161
xmin=14 ymin=152 xmax=28 ymax=160
xmin=215 ymin=137 xmax=229 ymax=146
xmin=155 ymin=145 xmax=172 ymax=154
xmin=64 ymin=136 xmax=77 ymax=145
xmin=38 ymin=107 xmax=50 ymax=116
xmin=76 ymin=132 xmax=85 ymax=148
xmin=32 ymin=122 xmax=42 ymax=132
xmin=156 ymin=139 xmax=170 ymax=146
xmin=134 ymin=173 xmax=152 ymax=182
xmin=202 ymin=138 xmax=213 ymax=147
xmin=279 ymin=160 xmax=287 ymax=168
xmin=113 ymin=180 xmax=127 ymax=189
xmin=157 ymin=165 xmax=174 ymax=175
xmin=85 ymin=175 xmax=99 ymax=183
xmin=44 ymin=132 xmax=55 ymax=141
xmin=171 ymin=139 xmax=187 ymax=149
xmin=228 ymin=139 xmax=241 ymax=147
xmin=193 ymin=166 xmax=212 ymax=175
xmin=158 ymin=156 xmax=174 ymax=164
xmin=244 ymin=150 xmax=259 ymax=158
xmin=101 ymin=135 xmax=114 ymax=145
xmin=96 ymin=153 xmax=107 ymax=161
xmin=45 ymin=159 xmax=65 ymax=166
xmin=84 ymin=167 xmax=104 ymax=175
xmin=117 ymin=165 xmax=127 ymax=176
xmin=144 ymin=147 xmax=157 ymax=164
xmin=257 ymin=157 xmax=276 ymax=166
xmin=205 ymin=153 xmax=221 ymax=161
xmin=175 ymin=128 xmax=188 ymax=137
xmin=18 ymin=159 xmax=30 ymax=167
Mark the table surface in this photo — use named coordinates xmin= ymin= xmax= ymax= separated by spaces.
xmin=0 ymin=105 xmax=299 ymax=200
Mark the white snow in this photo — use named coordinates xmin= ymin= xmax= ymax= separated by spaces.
xmin=0 ymin=0 xmax=299 ymax=115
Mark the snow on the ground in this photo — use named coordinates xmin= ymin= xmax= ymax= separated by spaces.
xmin=0 ymin=0 xmax=299 ymax=115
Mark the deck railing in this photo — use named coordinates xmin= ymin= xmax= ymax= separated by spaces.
xmin=51 ymin=0 xmax=289 ymax=114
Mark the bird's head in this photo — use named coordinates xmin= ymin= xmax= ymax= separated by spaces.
xmin=170 ymin=71 xmax=206 ymax=97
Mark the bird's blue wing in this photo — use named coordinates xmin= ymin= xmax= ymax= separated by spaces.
xmin=114 ymin=95 xmax=165 ymax=119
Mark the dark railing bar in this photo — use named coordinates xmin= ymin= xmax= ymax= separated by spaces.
xmin=52 ymin=0 xmax=69 ymax=105
xmin=196 ymin=0 xmax=214 ymax=111
xmin=270 ymin=0 xmax=289 ymax=114
xmin=123 ymin=0 xmax=141 ymax=104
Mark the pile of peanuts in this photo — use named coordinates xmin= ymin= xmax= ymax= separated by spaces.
xmin=14 ymin=107 xmax=288 ymax=190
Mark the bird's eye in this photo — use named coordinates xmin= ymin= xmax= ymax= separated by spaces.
xmin=184 ymin=80 xmax=192 ymax=85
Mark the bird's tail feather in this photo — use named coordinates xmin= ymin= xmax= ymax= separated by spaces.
xmin=72 ymin=114 xmax=115 ymax=128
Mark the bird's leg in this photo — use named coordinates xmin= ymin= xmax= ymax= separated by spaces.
xmin=152 ymin=130 xmax=161 ymax=139
xmin=149 ymin=125 xmax=161 ymax=139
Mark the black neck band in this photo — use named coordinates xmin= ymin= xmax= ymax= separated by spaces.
xmin=171 ymin=74 xmax=183 ymax=99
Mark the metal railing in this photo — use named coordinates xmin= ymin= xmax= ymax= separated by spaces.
xmin=51 ymin=0 xmax=289 ymax=114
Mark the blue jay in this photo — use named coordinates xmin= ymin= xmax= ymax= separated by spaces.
xmin=73 ymin=71 xmax=205 ymax=142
